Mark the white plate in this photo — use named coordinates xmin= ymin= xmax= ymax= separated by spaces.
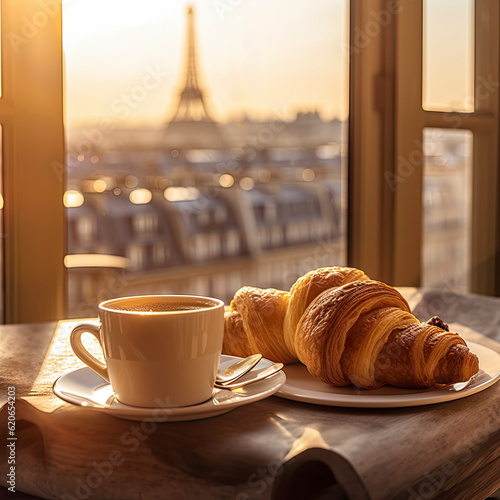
xmin=53 ymin=355 xmax=286 ymax=421
xmin=276 ymin=342 xmax=500 ymax=408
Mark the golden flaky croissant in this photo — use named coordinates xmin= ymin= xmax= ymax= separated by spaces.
xmin=222 ymin=267 xmax=479 ymax=389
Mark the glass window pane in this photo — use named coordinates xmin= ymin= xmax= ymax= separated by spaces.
xmin=63 ymin=0 xmax=349 ymax=317
xmin=422 ymin=128 xmax=472 ymax=291
xmin=423 ymin=0 xmax=474 ymax=112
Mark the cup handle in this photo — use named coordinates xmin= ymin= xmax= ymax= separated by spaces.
xmin=70 ymin=323 xmax=110 ymax=382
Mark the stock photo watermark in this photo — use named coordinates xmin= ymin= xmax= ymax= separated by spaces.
xmin=212 ymin=0 xmax=246 ymax=21
xmin=72 ymin=268 xmax=136 ymax=318
xmin=385 ymin=74 xmax=500 ymax=192
xmin=52 ymin=64 xmax=171 ymax=182
xmin=235 ymin=459 xmax=284 ymax=500
xmin=5 ymin=386 xmax=16 ymax=493
xmin=61 ymin=401 xmax=173 ymax=500
xmin=215 ymin=108 xmax=289 ymax=176
xmin=343 ymin=0 xmax=405 ymax=58
xmin=7 ymin=0 xmax=70 ymax=53
xmin=406 ymin=404 xmax=500 ymax=499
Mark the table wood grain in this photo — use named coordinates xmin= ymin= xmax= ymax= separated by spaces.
xmin=1 ymin=288 xmax=500 ymax=500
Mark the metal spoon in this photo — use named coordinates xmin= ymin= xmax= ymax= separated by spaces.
xmin=216 ymin=354 xmax=262 ymax=385
xmin=215 ymin=363 xmax=284 ymax=389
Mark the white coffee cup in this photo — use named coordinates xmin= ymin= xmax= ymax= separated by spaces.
xmin=70 ymin=295 xmax=225 ymax=408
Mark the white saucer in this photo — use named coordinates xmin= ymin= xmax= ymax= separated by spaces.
xmin=53 ymin=355 xmax=286 ymax=422
xmin=276 ymin=342 xmax=500 ymax=408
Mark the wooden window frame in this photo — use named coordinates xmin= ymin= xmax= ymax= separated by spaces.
xmin=0 ymin=0 xmax=65 ymax=323
xmin=349 ymin=0 xmax=500 ymax=295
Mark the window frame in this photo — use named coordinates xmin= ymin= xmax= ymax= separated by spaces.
xmin=0 ymin=0 xmax=65 ymax=323
xmin=349 ymin=0 xmax=500 ymax=295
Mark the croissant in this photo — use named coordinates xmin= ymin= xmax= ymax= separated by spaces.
xmin=223 ymin=267 xmax=370 ymax=364
xmin=222 ymin=267 xmax=479 ymax=389
xmin=296 ymin=280 xmax=479 ymax=388
xmin=224 ymin=286 xmax=294 ymax=363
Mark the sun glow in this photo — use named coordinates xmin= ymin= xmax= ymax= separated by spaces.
xmin=62 ymin=0 xmax=349 ymax=126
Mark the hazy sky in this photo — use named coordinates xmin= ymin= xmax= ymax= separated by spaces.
xmin=63 ymin=0 xmax=472 ymax=127
xmin=423 ymin=0 xmax=473 ymax=112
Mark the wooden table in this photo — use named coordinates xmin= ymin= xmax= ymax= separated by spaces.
xmin=1 ymin=288 xmax=500 ymax=500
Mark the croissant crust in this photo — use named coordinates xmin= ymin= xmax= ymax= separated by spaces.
xmin=222 ymin=268 xmax=479 ymax=389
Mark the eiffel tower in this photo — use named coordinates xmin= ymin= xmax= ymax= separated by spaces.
xmin=170 ymin=5 xmax=213 ymax=122
xmin=166 ymin=5 xmax=225 ymax=148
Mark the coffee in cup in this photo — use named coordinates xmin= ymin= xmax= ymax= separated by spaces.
xmin=70 ymin=295 xmax=225 ymax=408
